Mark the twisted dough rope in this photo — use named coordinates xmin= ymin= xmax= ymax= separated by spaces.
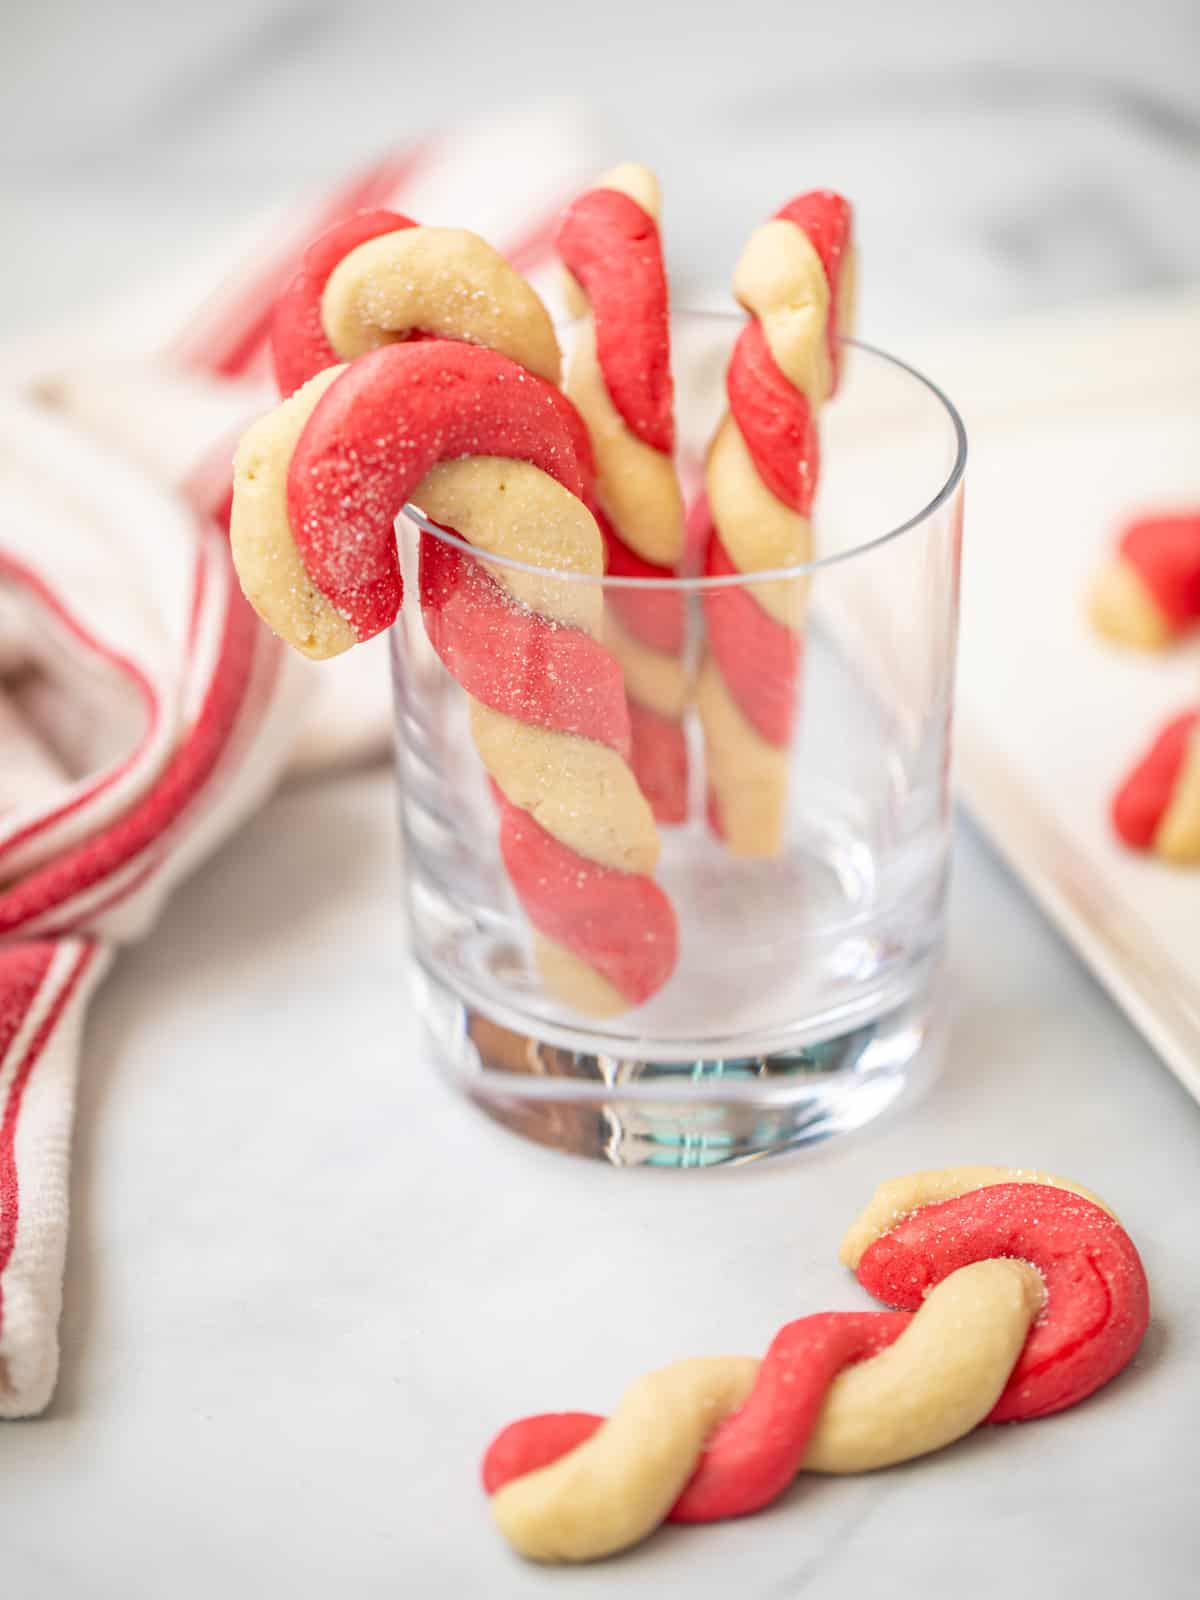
xmin=557 ymin=165 xmax=689 ymax=822
xmin=256 ymin=212 xmax=678 ymax=1006
xmin=1089 ymin=510 xmax=1200 ymax=650
xmin=1112 ymin=709 xmax=1200 ymax=863
xmin=482 ymin=1165 xmax=1148 ymax=1563
xmin=230 ymin=339 xmax=677 ymax=1014
xmin=695 ymin=191 xmax=856 ymax=856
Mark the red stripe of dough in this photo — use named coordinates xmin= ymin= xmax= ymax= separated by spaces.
xmin=556 ymin=187 xmax=675 ymax=453
xmin=602 ymin=525 xmax=686 ymax=655
xmin=1112 ymin=710 xmax=1198 ymax=848
xmin=482 ymin=1413 xmax=604 ymax=1495
xmin=271 ymin=209 xmax=418 ymax=398
xmin=1119 ymin=512 xmax=1200 ymax=631
xmin=669 ymin=1312 xmax=909 ymax=1521
xmin=494 ymin=790 xmax=678 ymax=1008
xmin=703 ymin=530 xmax=801 ymax=748
xmin=417 ymin=532 xmax=631 ymax=758
xmin=287 ymin=342 xmax=589 ymax=643
xmin=726 ymin=320 xmax=819 ymax=516
xmin=627 ymin=703 xmax=688 ymax=825
xmin=480 ymin=1311 xmax=909 ymax=1519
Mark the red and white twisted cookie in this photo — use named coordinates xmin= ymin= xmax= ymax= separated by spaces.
xmin=482 ymin=1166 xmax=1149 ymax=1563
xmin=1089 ymin=510 xmax=1200 ymax=650
xmin=696 ymin=191 xmax=856 ymax=856
xmin=230 ymin=340 xmax=677 ymax=1014
xmin=1112 ymin=709 xmax=1200 ymax=863
xmin=557 ymin=164 xmax=689 ymax=822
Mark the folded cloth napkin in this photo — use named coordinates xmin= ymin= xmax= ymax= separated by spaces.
xmin=0 ymin=104 xmax=600 ymax=1417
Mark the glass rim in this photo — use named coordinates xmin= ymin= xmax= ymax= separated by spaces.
xmin=400 ymin=331 xmax=968 ymax=592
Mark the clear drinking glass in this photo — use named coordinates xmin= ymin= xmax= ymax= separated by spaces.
xmin=390 ymin=313 xmax=966 ymax=1167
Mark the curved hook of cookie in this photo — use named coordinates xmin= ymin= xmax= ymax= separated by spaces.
xmin=838 ymin=1165 xmax=1113 ymax=1269
xmin=853 ymin=1180 xmax=1150 ymax=1421
xmin=271 ymin=210 xmax=413 ymax=397
xmin=483 ymin=1169 xmax=1149 ymax=1563
xmin=558 ymin=164 xmax=674 ymax=456
xmin=271 ymin=208 xmax=562 ymax=398
xmin=557 ymin=164 xmax=683 ymax=569
xmin=231 ymin=340 xmax=588 ymax=657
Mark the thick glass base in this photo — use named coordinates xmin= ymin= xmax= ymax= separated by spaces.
xmin=419 ymin=959 xmax=945 ymax=1169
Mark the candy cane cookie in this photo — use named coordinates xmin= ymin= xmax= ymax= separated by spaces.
xmin=1112 ymin=709 xmax=1200 ymax=863
xmin=482 ymin=1166 xmax=1148 ymax=1563
xmin=230 ymin=340 xmax=677 ymax=1014
xmin=1089 ymin=510 xmax=1200 ymax=650
xmin=558 ymin=165 xmax=689 ymax=821
xmin=697 ymin=191 xmax=856 ymax=856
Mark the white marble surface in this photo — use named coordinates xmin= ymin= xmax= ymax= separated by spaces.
xmin=4 ymin=775 xmax=1197 ymax=1598
xmin=3 ymin=2 xmax=1200 ymax=1595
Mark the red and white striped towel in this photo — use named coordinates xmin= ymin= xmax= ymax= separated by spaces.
xmin=0 ymin=106 xmax=599 ymax=1417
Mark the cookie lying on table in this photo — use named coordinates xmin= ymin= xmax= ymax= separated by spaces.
xmin=482 ymin=1165 xmax=1149 ymax=1564
xmin=1089 ymin=510 xmax=1200 ymax=651
xmin=1113 ymin=710 xmax=1200 ymax=864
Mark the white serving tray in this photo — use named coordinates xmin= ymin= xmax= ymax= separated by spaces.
xmin=919 ymin=295 xmax=1200 ymax=1102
